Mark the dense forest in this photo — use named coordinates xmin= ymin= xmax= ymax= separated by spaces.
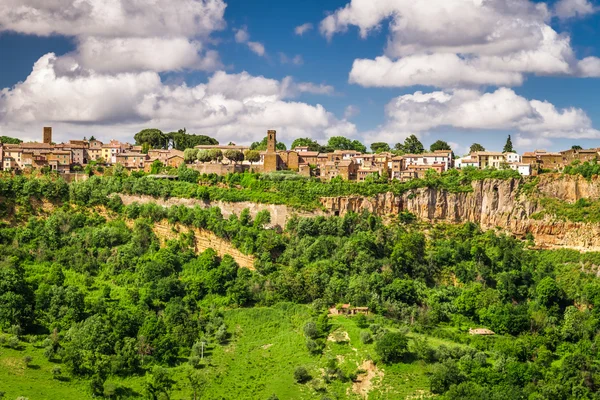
xmin=1 ymin=173 xmax=600 ymax=399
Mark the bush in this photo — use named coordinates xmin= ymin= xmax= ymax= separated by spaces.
xmin=360 ymin=331 xmax=373 ymax=344
xmin=354 ymin=314 xmax=369 ymax=328
xmin=304 ymin=321 xmax=318 ymax=339
xmin=294 ymin=366 xmax=311 ymax=384
xmin=23 ymin=356 xmax=33 ymax=367
xmin=375 ymin=331 xmax=408 ymax=364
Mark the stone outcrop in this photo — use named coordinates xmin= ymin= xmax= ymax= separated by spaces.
xmin=118 ymin=194 xmax=324 ymax=228
xmin=320 ymin=174 xmax=600 ymax=251
xmin=151 ymin=222 xmax=256 ymax=270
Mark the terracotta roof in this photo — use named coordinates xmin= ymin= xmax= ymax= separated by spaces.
xmin=298 ymin=151 xmax=320 ymax=157
xmin=21 ymin=142 xmax=53 ymax=149
xmin=118 ymin=152 xmax=146 ymax=157
xmin=471 ymin=151 xmax=504 ymax=156
xmin=339 ymin=160 xmax=354 ymax=166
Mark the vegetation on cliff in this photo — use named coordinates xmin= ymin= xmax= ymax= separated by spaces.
xmin=2 ymin=174 xmax=600 ymax=399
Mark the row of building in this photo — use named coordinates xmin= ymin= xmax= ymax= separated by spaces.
xmin=0 ymin=127 xmax=185 ymax=173
xmin=2 ymin=128 xmax=599 ymax=181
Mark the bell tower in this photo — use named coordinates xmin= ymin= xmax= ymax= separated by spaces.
xmin=263 ymin=130 xmax=278 ymax=172
xmin=267 ymin=130 xmax=276 ymax=153
xmin=43 ymin=127 xmax=52 ymax=144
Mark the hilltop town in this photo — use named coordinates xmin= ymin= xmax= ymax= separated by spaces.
xmin=1 ymin=127 xmax=598 ymax=180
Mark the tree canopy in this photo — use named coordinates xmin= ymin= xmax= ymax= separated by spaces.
xmin=251 ymin=136 xmax=287 ymax=151
xmin=395 ymin=135 xmax=424 ymax=154
xmin=327 ymin=136 xmax=367 ymax=153
xmin=371 ymin=142 xmax=391 ymax=153
xmin=291 ymin=138 xmax=323 ymax=152
xmin=469 ymin=143 xmax=485 ymax=154
xmin=502 ymin=135 xmax=514 ymax=153
xmin=430 ymin=140 xmax=452 ymax=152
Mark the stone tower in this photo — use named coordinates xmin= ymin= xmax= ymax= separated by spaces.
xmin=43 ymin=127 xmax=52 ymax=144
xmin=263 ymin=129 xmax=278 ymax=172
xmin=267 ymin=130 xmax=276 ymax=152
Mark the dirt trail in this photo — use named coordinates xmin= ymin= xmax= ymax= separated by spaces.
xmin=353 ymin=360 xmax=384 ymax=399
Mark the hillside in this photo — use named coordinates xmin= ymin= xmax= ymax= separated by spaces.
xmin=2 ymin=173 xmax=600 ymax=399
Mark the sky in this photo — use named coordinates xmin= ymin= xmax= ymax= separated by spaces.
xmin=1 ymin=0 xmax=600 ymax=155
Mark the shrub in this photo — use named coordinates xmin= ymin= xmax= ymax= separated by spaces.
xmin=375 ymin=331 xmax=408 ymax=364
xmin=294 ymin=366 xmax=311 ymax=383
xmin=304 ymin=321 xmax=318 ymax=339
xmin=354 ymin=314 xmax=369 ymax=328
xmin=360 ymin=331 xmax=373 ymax=344
xmin=23 ymin=356 xmax=33 ymax=367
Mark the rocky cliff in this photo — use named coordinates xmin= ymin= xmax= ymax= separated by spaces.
xmin=321 ymin=174 xmax=600 ymax=251
xmin=119 ymin=174 xmax=600 ymax=251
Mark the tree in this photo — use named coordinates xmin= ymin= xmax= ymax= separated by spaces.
xmin=291 ymin=138 xmax=322 ymax=152
xmin=294 ymin=366 xmax=311 ymax=383
xmin=144 ymin=366 xmax=175 ymax=400
xmin=371 ymin=142 xmax=391 ymax=153
xmin=395 ymin=135 xmax=424 ymax=154
xmin=208 ymin=149 xmax=223 ymax=163
xmin=244 ymin=150 xmax=261 ymax=164
xmin=503 ymin=135 xmax=515 ymax=153
xmin=184 ymin=149 xmax=198 ymax=163
xmin=375 ymin=331 xmax=408 ymax=364
xmin=430 ymin=140 xmax=452 ymax=152
xmin=223 ymin=150 xmax=244 ymax=164
xmin=0 ymin=136 xmax=23 ymax=144
xmin=251 ymin=136 xmax=287 ymax=151
xmin=134 ymin=129 xmax=167 ymax=149
xmin=166 ymin=128 xmax=218 ymax=150
xmin=196 ymin=150 xmax=212 ymax=163
xmin=326 ymin=136 xmax=366 ymax=153
xmin=572 ymin=145 xmax=583 ymax=150
xmin=469 ymin=143 xmax=485 ymax=154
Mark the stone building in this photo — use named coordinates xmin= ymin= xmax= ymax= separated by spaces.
xmin=263 ymin=130 xmax=278 ymax=173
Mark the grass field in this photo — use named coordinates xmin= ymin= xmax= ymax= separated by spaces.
xmin=0 ymin=304 xmax=475 ymax=399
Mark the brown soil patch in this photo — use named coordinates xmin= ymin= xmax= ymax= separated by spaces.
xmin=353 ymin=360 xmax=384 ymax=399
xmin=1 ymin=357 xmax=25 ymax=375
xmin=327 ymin=330 xmax=350 ymax=343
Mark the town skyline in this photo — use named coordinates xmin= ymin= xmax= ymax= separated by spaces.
xmin=1 ymin=0 xmax=600 ymax=154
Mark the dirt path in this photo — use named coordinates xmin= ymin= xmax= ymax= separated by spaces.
xmin=353 ymin=360 xmax=384 ymax=399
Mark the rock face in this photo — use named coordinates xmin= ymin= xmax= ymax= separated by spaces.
xmin=120 ymin=174 xmax=600 ymax=251
xmin=119 ymin=194 xmax=324 ymax=228
xmin=320 ymin=175 xmax=600 ymax=252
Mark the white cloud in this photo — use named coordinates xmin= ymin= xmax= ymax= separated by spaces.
xmin=234 ymin=26 xmax=266 ymax=57
xmin=577 ymin=57 xmax=600 ymax=77
xmin=279 ymin=53 xmax=304 ymax=65
xmin=349 ymin=54 xmax=524 ymax=88
xmin=0 ymin=54 xmax=349 ymax=145
xmin=234 ymin=26 xmax=250 ymax=43
xmin=554 ymin=0 xmax=596 ymax=19
xmin=295 ymin=23 xmax=314 ymax=36
xmin=0 ymin=0 xmax=227 ymax=38
xmin=321 ymin=0 xmax=598 ymax=88
xmin=377 ymin=87 xmax=600 ymax=140
xmin=60 ymin=37 xmax=223 ymax=73
xmin=0 ymin=0 xmax=227 ymax=74
xmin=344 ymin=105 xmax=360 ymax=119
xmin=248 ymin=41 xmax=266 ymax=56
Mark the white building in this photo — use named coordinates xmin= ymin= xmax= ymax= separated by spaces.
xmin=508 ymin=162 xmax=532 ymax=176
xmin=504 ymin=152 xmax=521 ymax=164
xmin=455 ymin=156 xmax=480 ymax=169
xmin=403 ymin=150 xmax=453 ymax=171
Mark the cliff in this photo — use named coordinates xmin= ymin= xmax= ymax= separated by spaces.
xmin=119 ymin=174 xmax=600 ymax=252
xmin=321 ymin=174 xmax=600 ymax=251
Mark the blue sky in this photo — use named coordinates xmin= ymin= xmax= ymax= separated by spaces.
xmin=1 ymin=0 xmax=600 ymax=155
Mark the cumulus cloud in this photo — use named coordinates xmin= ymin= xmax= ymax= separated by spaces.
xmin=0 ymin=0 xmax=227 ymax=38
xmin=0 ymin=0 xmax=227 ymax=73
xmin=321 ymin=0 xmax=600 ymax=88
xmin=0 ymin=54 xmax=349 ymax=144
xmin=376 ymin=87 xmax=600 ymax=141
xmin=344 ymin=105 xmax=360 ymax=119
xmin=279 ymin=53 xmax=304 ymax=65
xmin=234 ymin=26 xmax=266 ymax=57
xmin=554 ymin=0 xmax=596 ymax=19
xmin=295 ymin=23 xmax=314 ymax=35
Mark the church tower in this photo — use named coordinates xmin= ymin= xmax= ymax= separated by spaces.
xmin=43 ymin=127 xmax=52 ymax=144
xmin=263 ymin=130 xmax=278 ymax=172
